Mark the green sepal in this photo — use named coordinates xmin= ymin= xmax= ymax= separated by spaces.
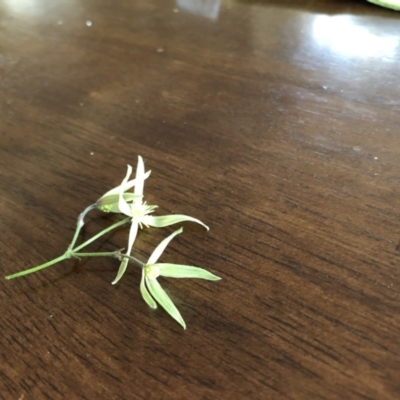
xmin=97 ymin=193 xmax=139 ymax=213
xmin=140 ymin=273 xmax=157 ymax=309
xmin=156 ymin=263 xmax=221 ymax=280
xmin=146 ymin=278 xmax=186 ymax=329
xmin=147 ymin=228 xmax=183 ymax=265
xmin=367 ymin=0 xmax=400 ymax=10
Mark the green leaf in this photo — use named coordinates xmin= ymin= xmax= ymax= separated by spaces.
xmin=140 ymin=272 xmax=157 ymax=309
xmin=147 ymin=228 xmax=183 ymax=265
xmin=156 ymin=264 xmax=221 ymax=280
xmin=146 ymin=278 xmax=186 ymax=329
xmin=144 ymin=215 xmax=209 ymax=231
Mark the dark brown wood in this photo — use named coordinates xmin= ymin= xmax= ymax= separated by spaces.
xmin=1 ymin=0 xmax=400 ymax=398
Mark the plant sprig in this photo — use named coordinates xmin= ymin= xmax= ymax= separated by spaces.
xmin=5 ymin=156 xmax=220 ymax=329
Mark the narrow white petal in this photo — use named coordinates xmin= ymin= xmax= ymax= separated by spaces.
xmin=147 ymin=228 xmax=183 ymax=265
xmin=97 ymin=193 xmax=141 ymax=213
xmin=112 ymin=259 xmax=128 ymax=285
xmin=118 ymin=165 xmax=134 ymax=216
xmin=156 ymin=264 xmax=221 ymax=280
xmin=134 ymin=156 xmax=146 ymax=201
xmin=140 ymin=271 xmax=157 ymax=309
xmin=120 ymin=170 xmax=151 ymax=193
xmin=146 ymin=278 xmax=186 ymax=329
xmin=126 ymin=222 xmax=139 ymax=256
xmin=123 ymin=193 xmax=140 ymax=203
xmin=144 ymin=215 xmax=209 ymax=231
xmin=99 ymin=170 xmax=151 ymax=199
xmin=111 ymin=222 xmax=138 ymax=285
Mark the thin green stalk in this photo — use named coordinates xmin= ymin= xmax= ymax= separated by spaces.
xmin=73 ymin=217 xmax=131 ymax=252
xmin=68 ymin=204 xmax=97 ymax=250
xmin=5 ymin=217 xmax=131 ymax=280
xmin=73 ymin=252 xmax=118 ymax=258
xmin=73 ymin=252 xmax=144 ymax=268
xmin=121 ymin=254 xmax=145 ymax=267
xmin=5 ymin=254 xmax=68 ymax=280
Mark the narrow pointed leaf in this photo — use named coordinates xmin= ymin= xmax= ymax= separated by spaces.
xmin=156 ymin=264 xmax=221 ymax=280
xmin=144 ymin=215 xmax=209 ymax=231
xmin=140 ymin=272 xmax=157 ymax=309
xmin=146 ymin=278 xmax=186 ymax=329
xmin=147 ymin=228 xmax=183 ymax=265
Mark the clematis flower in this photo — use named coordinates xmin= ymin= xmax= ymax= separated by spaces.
xmin=95 ymin=167 xmax=151 ymax=213
xmin=140 ymin=227 xmax=221 ymax=329
xmin=112 ymin=156 xmax=209 ymax=284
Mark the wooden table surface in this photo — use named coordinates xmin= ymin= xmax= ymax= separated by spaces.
xmin=1 ymin=0 xmax=400 ymax=399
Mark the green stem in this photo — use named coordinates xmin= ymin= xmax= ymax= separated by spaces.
xmin=73 ymin=252 xmax=144 ymax=268
xmin=73 ymin=252 xmax=117 ymax=258
xmin=5 ymin=254 xmax=68 ymax=280
xmin=68 ymin=204 xmax=97 ymax=250
xmin=121 ymin=254 xmax=145 ymax=267
xmin=5 ymin=217 xmax=131 ymax=280
xmin=72 ymin=217 xmax=131 ymax=252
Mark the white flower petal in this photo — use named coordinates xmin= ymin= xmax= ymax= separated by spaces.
xmin=140 ymin=271 xmax=157 ymax=309
xmin=155 ymin=264 xmax=221 ymax=280
xmin=144 ymin=215 xmax=209 ymax=231
xmin=97 ymin=193 xmax=141 ymax=213
xmin=146 ymin=278 xmax=186 ymax=329
xmin=112 ymin=222 xmax=138 ymax=285
xmin=147 ymin=227 xmax=183 ymax=265
xmin=126 ymin=221 xmax=139 ymax=256
xmin=112 ymin=259 xmax=128 ymax=285
xmin=120 ymin=170 xmax=151 ymax=193
xmin=118 ymin=165 xmax=134 ymax=217
xmin=134 ymin=155 xmax=146 ymax=202
xmin=123 ymin=193 xmax=140 ymax=203
xmin=98 ymin=170 xmax=151 ymax=200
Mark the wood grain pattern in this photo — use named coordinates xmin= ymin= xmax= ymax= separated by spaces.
xmin=1 ymin=0 xmax=400 ymax=399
